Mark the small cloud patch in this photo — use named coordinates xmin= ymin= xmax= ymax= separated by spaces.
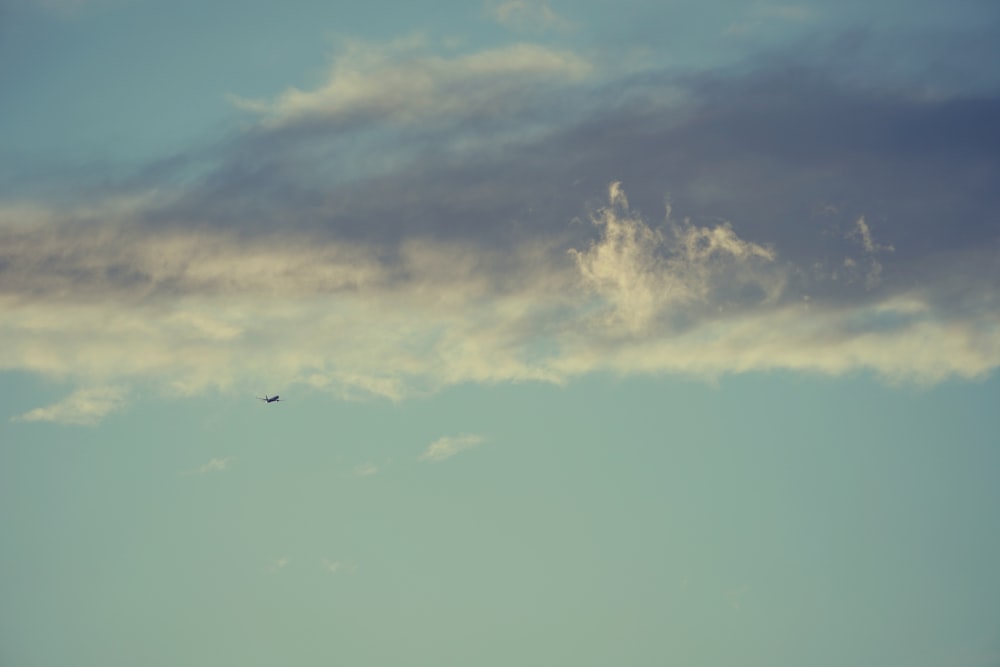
xmin=12 ymin=386 xmax=126 ymax=426
xmin=421 ymin=433 xmax=485 ymax=462
xmin=485 ymin=0 xmax=574 ymax=32
xmin=353 ymin=462 xmax=378 ymax=477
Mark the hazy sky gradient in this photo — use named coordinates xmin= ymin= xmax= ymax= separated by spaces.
xmin=2 ymin=1 xmax=999 ymax=665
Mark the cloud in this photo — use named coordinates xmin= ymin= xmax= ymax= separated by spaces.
xmin=725 ymin=3 xmax=817 ymax=36
xmin=848 ymin=216 xmax=894 ymax=255
xmin=12 ymin=386 xmax=125 ymax=425
xmin=1 ymin=182 xmax=998 ymax=404
xmin=272 ymin=557 xmax=289 ymax=572
xmin=322 ymin=558 xmax=342 ymax=573
xmin=485 ymin=0 xmax=574 ymax=32
xmin=2 ymin=37 xmax=999 ymax=410
xmin=569 ymin=182 xmax=779 ymax=333
xmin=228 ymin=37 xmax=590 ymax=128
xmin=844 ymin=216 xmax=894 ymax=290
xmin=421 ymin=434 xmax=486 ymax=462
xmin=353 ymin=462 xmax=378 ymax=477
xmin=183 ymin=457 xmax=234 ymax=475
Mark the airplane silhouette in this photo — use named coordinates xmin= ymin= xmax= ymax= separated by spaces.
xmin=257 ymin=394 xmax=280 ymax=403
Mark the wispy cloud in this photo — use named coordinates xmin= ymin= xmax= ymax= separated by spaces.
xmin=353 ymin=462 xmax=378 ymax=477
xmin=849 ymin=216 xmax=894 ymax=255
xmin=485 ymin=0 xmax=575 ymax=32
xmin=569 ymin=182 xmax=779 ymax=333
xmin=228 ymin=37 xmax=590 ymax=127
xmin=844 ymin=216 xmax=894 ymax=290
xmin=322 ymin=558 xmax=342 ymax=573
xmin=182 ymin=457 xmax=234 ymax=475
xmin=421 ymin=434 xmax=486 ymax=462
xmin=11 ymin=386 xmax=125 ymax=425
xmin=725 ymin=3 xmax=817 ymax=35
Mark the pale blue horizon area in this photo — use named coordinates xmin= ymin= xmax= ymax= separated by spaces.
xmin=4 ymin=372 xmax=999 ymax=666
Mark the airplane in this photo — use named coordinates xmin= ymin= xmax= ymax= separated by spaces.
xmin=257 ymin=394 xmax=281 ymax=404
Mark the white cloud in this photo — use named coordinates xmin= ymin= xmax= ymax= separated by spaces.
xmin=569 ymin=182 xmax=779 ymax=333
xmin=1 ymin=183 xmax=998 ymax=416
xmin=229 ymin=38 xmax=590 ymax=127
xmin=322 ymin=558 xmax=342 ymax=573
xmin=272 ymin=557 xmax=289 ymax=572
xmin=421 ymin=434 xmax=486 ymax=462
xmin=12 ymin=386 xmax=125 ymax=425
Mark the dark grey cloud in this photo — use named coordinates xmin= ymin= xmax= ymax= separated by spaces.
xmin=10 ymin=47 xmax=999 ymax=308
xmin=133 ymin=53 xmax=1000 ymax=293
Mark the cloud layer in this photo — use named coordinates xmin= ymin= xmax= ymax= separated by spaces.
xmin=3 ymin=34 xmax=999 ymax=419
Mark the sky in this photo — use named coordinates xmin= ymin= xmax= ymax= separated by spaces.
xmin=1 ymin=0 xmax=999 ymax=665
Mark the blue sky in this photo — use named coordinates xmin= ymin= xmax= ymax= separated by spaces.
xmin=2 ymin=1 xmax=1000 ymax=665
